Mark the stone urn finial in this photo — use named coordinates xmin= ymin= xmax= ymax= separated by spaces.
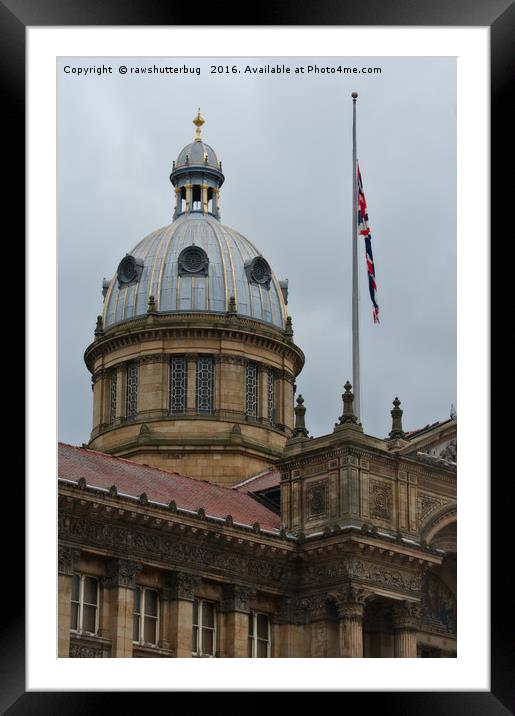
xmin=291 ymin=394 xmax=309 ymax=439
xmin=389 ymin=397 xmax=405 ymax=439
xmin=338 ymin=381 xmax=357 ymax=424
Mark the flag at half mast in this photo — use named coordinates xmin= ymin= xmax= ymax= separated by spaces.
xmin=357 ymin=163 xmax=380 ymax=324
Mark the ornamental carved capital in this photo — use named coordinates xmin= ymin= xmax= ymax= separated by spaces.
xmin=104 ymin=558 xmax=143 ymax=589
xmin=220 ymin=584 xmax=256 ymax=613
xmin=390 ymin=600 xmax=422 ymax=631
xmin=163 ymin=571 xmax=202 ymax=602
xmin=328 ymin=585 xmax=373 ymax=621
xmin=58 ymin=545 xmax=81 ymax=576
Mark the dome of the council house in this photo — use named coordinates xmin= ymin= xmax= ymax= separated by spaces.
xmin=102 ymin=213 xmax=287 ymax=330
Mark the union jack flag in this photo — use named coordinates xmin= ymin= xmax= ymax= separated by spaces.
xmin=357 ymin=164 xmax=379 ymax=324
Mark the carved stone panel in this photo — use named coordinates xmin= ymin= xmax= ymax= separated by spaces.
xmin=370 ymin=480 xmax=393 ymax=522
xmin=306 ymin=480 xmax=328 ymax=519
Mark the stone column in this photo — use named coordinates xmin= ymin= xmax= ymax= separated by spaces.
xmin=330 ymin=587 xmax=369 ymax=658
xmin=165 ymin=572 xmax=201 ymax=658
xmin=104 ymin=558 xmax=142 ymax=658
xmin=391 ymin=601 xmax=421 ymax=658
xmin=58 ymin=546 xmax=80 ymax=657
xmin=220 ymin=585 xmax=255 ymax=658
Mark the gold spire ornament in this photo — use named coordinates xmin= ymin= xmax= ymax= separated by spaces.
xmin=193 ymin=109 xmax=205 ymax=142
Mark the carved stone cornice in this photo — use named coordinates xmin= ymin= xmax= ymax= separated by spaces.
xmin=103 ymin=558 xmax=143 ymax=589
xmin=58 ymin=545 xmax=81 ymax=576
xmin=59 ymin=513 xmax=294 ymax=588
xmin=390 ymin=600 xmax=422 ymax=631
xmin=84 ymin=317 xmax=305 ymax=376
xmin=220 ymin=584 xmax=256 ymax=613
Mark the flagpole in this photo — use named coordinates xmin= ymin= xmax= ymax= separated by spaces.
xmin=351 ymin=91 xmax=360 ymax=421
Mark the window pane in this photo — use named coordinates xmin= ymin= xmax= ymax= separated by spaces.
xmin=202 ymin=627 xmax=214 ymax=656
xmin=192 ymin=626 xmax=198 ymax=653
xmin=257 ymin=639 xmax=268 ymax=658
xmin=257 ymin=614 xmax=269 ymax=640
xmin=248 ymin=637 xmax=253 ymax=658
xmin=144 ymin=617 xmax=157 ymax=645
xmin=202 ymin=601 xmax=214 ymax=628
xmin=82 ymin=604 xmax=97 ymax=633
xmin=248 ymin=612 xmax=254 ymax=636
xmin=71 ymin=575 xmax=80 ymax=602
xmin=83 ymin=576 xmax=97 ymax=605
xmin=71 ymin=602 xmax=79 ymax=630
xmin=144 ymin=590 xmax=158 ymax=617
xmin=133 ymin=614 xmax=140 ymax=642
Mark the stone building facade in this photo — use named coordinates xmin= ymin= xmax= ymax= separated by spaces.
xmin=58 ymin=113 xmax=457 ymax=658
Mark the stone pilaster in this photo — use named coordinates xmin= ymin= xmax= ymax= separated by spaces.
xmin=164 ymin=572 xmax=201 ymax=658
xmin=57 ymin=546 xmax=80 ymax=657
xmin=104 ymin=558 xmax=142 ymax=658
xmin=271 ymin=597 xmax=304 ymax=658
xmin=391 ymin=601 xmax=421 ymax=658
xmin=220 ymin=585 xmax=255 ymax=658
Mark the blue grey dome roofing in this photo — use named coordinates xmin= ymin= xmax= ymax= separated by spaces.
xmin=102 ymin=214 xmax=287 ymax=330
xmin=176 ymin=140 xmax=219 ymax=169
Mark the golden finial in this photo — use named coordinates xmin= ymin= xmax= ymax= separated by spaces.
xmin=193 ymin=108 xmax=205 ymax=142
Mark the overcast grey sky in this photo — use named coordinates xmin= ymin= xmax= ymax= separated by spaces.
xmin=58 ymin=56 xmax=456 ymax=446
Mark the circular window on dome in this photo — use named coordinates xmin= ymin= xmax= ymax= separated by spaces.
xmin=245 ymin=257 xmax=272 ymax=289
xmin=178 ymin=246 xmax=209 ymax=276
xmin=117 ymin=254 xmax=143 ymax=287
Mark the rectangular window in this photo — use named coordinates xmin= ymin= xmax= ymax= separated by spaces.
xmin=133 ymin=587 xmax=159 ymax=646
xmin=248 ymin=612 xmax=270 ymax=658
xmin=109 ymin=369 xmax=117 ymax=423
xmin=267 ymin=368 xmax=275 ymax=425
xmin=70 ymin=574 xmax=99 ymax=635
xmin=192 ymin=599 xmax=216 ymax=657
xmin=196 ymin=357 xmax=214 ymax=413
xmin=169 ymin=356 xmax=187 ymax=414
xmin=245 ymin=363 xmax=258 ymax=419
xmin=126 ymin=362 xmax=138 ymax=418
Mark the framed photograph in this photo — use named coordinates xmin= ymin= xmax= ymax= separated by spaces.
xmin=9 ymin=0 xmax=508 ymax=710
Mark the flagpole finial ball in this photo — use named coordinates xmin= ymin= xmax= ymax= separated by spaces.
xmin=352 ymin=92 xmax=358 ymax=99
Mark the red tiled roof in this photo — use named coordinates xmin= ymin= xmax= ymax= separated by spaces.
xmin=233 ymin=469 xmax=280 ymax=494
xmin=58 ymin=443 xmax=280 ymax=531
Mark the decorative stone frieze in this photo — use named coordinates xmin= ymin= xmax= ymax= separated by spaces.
xmin=70 ymin=643 xmax=106 ymax=658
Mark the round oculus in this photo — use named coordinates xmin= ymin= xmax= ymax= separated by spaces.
xmin=178 ymin=246 xmax=209 ymax=275
xmin=250 ymin=257 xmax=271 ymax=285
xmin=117 ymin=255 xmax=138 ymax=284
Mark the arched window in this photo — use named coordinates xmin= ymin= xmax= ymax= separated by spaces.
xmin=169 ymin=357 xmax=187 ymax=414
xmin=245 ymin=363 xmax=258 ymax=420
xmin=126 ymin=362 xmax=138 ymax=418
xmin=196 ymin=357 xmax=214 ymax=413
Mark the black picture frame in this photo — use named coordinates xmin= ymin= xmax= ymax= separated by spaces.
xmin=6 ymin=0 xmax=508 ymax=711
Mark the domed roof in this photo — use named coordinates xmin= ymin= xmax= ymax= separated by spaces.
xmin=102 ymin=213 xmax=287 ymax=330
xmin=176 ymin=140 xmax=219 ymax=170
